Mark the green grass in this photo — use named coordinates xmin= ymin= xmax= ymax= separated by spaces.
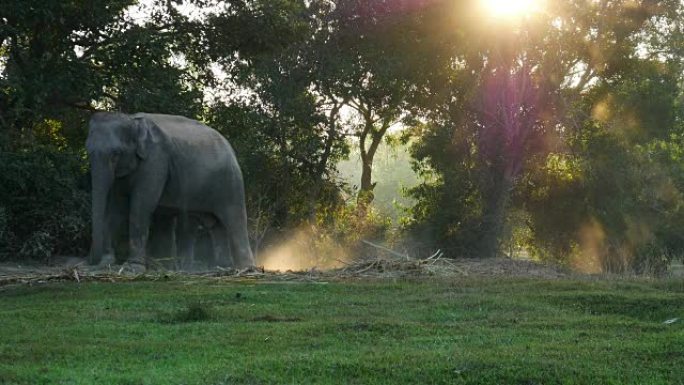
xmin=0 ymin=277 xmax=682 ymax=384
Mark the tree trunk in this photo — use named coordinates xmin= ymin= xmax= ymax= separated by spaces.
xmin=359 ymin=158 xmax=374 ymax=193
xmin=478 ymin=171 xmax=511 ymax=259
xmin=356 ymin=122 xmax=389 ymax=211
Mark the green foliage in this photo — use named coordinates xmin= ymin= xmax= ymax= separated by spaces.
xmin=0 ymin=207 xmax=14 ymax=254
xmin=522 ymin=56 xmax=684 ymax=272
xmin=521 ymin=153 xmax=586 ymax=262
xmin=336 ymin=137 xmax=420 ymax=221
xmin=0 ymin=146 xmax=90 ymax=260
xmin=317 ymin=203 xmax=391 ymax=247
xmin=206 ymin=101 xmax=344 ymax=226
xmin=402 ymin=0 xmax=684 ymax=269
xmin=403 ymin=118 xmax=484 ymax=257
xmin=204 ymin=0 xmax=349 ymax=225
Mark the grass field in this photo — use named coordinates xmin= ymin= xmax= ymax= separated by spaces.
xmin=0 ymin=276 xmax=682 ymax=384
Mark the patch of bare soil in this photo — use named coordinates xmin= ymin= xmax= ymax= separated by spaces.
xmin=0 ymin=254 xmax=569 ymax=287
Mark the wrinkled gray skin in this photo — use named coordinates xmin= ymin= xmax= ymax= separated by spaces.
xmin=86 ymin=112 xmax=254 ymax=270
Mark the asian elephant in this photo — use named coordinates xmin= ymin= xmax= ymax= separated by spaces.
xmin=86 ymin=112 xmax=254 ymax=271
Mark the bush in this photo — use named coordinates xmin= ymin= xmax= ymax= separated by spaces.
xmin=18 ymin=230 xmax=54 ymax=260
xmin=312 ymin=203 xmax=392 ymax=263
xmin=0 ymin=147 xmax=90 ymax=260
xmin=0 ymin=207 xmax=16 ymax=254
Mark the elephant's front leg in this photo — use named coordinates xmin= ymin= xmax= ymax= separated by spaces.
xmin=128 ymin=210 xmax=152 ymax=272
xmin=104 ymin=191 xmax=129 ymax=265
xmin=128 ymin=159 xmax=167 ymax=272
xmin=129 ymin=196 xmax=165 ymax=273
xmin=98 ymin=187 xmax=128 ymax=267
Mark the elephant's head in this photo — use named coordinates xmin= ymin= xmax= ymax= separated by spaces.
xmin=85 ymin=112 xmax=156 ymax=263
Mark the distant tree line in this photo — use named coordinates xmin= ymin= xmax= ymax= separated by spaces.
xmin=1 ymin=0 xmax=683 ymax=273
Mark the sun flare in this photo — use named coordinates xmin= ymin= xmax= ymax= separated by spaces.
xmin=482 ymin=0 xmax=539 ymax=18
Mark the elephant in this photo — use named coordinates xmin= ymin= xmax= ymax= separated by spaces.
xmin=86 ymin=112 xmax=254 ymax=271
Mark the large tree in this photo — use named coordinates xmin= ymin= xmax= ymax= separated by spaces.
xmin=406 ymin=0 xmax=684 ymax=266
xmin=305 ymin=0 xmax=444 ymax=210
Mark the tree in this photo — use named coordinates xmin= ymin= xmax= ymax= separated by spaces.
xmin=204 ymin=0 xmax=349 ymax=225
xmin=406 ymin=0 xmax=684 ymax=266
xmin=307 ymin=0 xmax=436 ymax=211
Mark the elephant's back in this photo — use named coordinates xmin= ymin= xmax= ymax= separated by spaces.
xmin=136 ymin=113 xmax=233 ymax=160
xmin=136 ymin=113 xmax=223 ymax=142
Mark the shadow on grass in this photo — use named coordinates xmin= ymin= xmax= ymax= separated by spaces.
xmin=157 ymin=302 xmax=213 ymax=324
xmin=548 ymin=293 xmax=684 ymax=322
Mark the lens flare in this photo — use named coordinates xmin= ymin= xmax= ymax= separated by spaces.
xmin=482 ymin=0 xmax=539 ymax=18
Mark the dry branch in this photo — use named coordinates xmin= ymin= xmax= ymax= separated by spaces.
xmin=361 ymin=239 xmax=409 ymax=260
xmin=0 ymin=256 xmax=568 ymax=287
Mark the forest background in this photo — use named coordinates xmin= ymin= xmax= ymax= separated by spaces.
xmin=1 ymin=0 xmax=684 ymax=274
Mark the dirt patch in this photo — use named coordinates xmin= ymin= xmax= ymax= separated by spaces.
xmin=0 ymin=254 xmax=571 ymax=287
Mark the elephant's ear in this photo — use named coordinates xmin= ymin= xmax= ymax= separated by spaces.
xmin=133 ymin=117 xmax=158 ymax=159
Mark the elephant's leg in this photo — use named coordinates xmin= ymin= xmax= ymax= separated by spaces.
xmin=128 ymin=211 xmax=152 ymax=269
xmin=177 ymin=214 xmax=199 ymax=271
xmin=101 ymin=186 xmax=128 ymax=266
xmin=190 ymin=214 xmax=219 ymax=270
xmin=215 ymin=206 xmax=254 ymax=269
xmin=100 ymin=219 xmax=115 ymax=266
xmin=195 ymin=227 xmax=216 ymax=269
xmin=208 ymin=224 xmax=232 ymax=269
xmin=128 ymin=160 xmax=168 ymax=270
xmin=101 ymin=210 xmax=123 ymax=266
xmin=128 ymin=196 xmax=165 ymax=271
xmin=148 ymin=210 xmax=177 ymax=268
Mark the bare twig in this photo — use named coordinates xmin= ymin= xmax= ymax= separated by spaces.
xmin=361 ymin=239 xmax=410 ymax=260
xmin=426 ymin=249 xmax=443 ymax=262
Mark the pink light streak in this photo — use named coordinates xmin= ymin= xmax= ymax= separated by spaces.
xmin=478 ymin=63 xmax=541 ymax=180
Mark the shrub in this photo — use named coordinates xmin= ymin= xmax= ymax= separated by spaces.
xmin=0 ymin=147 xmax=90 ymax=260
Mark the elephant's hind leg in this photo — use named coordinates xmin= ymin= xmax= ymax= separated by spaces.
xmin=215 ymin=206 xmax=254 ymax=269
xmin=148 ymin=211 xmax=177 ymax=269
xmin=176 ymin=215 xmax=199 ymax=271
xmin=208 ymin=224 xmax=232 ymax=269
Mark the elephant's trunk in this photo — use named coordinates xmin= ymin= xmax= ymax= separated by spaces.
xmin=90 ymin=157 xmax=114 ymax=264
